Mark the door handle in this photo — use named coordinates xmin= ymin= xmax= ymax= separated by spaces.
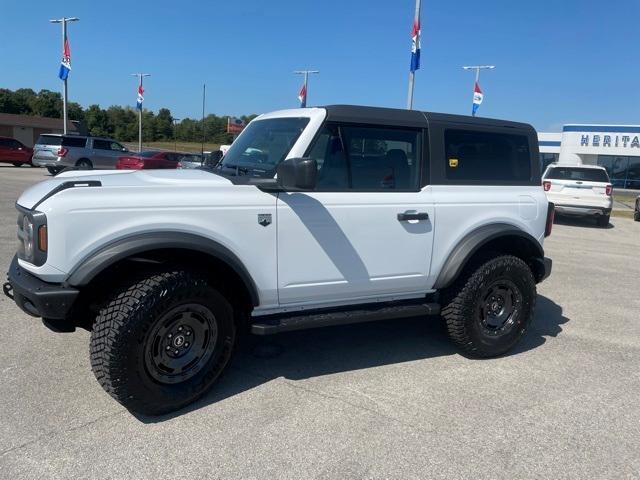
xmin=397 ymin=211 xmax=429 ymax=221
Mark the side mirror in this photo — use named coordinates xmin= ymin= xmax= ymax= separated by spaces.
xmin=276 ymin=157 xmax=317 ymax=191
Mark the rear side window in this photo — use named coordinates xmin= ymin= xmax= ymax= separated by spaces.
xmin=36 ymin=135 xmax=62 ymax=146
xmin=61 ymin=136 xmax=87 ymax=148
xmin=445 ymin=130 xmax=531 ymax=182
xmin=545 ymin=167 xmax=610 ymax=183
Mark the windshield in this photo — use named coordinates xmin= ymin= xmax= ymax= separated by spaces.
xmin=217 ymin=117 xmax=310 ymax=177
xmin=545 ymin=167 xmax=610 ymax=182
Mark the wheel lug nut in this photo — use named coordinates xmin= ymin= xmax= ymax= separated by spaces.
xmin=186 ymin=331 xmax=191 ymax=336
xmin=174 ymin=349 xmax=179 ymax=354
xmin=168 ymin=333 xmax=173 ymax=338
xmin=184 ymin=342 xmax=190 ymax=348
xmin=166 ymin=346 xmax=171 ymax=351
xmin=178 ymin=326 xmax=183 ymax=332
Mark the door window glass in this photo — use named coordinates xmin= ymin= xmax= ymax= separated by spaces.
xmin=92 ymin=139 xmax=111 ymax=150
xmin=61 ymin=136 xmax=87 ymax=148
xmin=306 ymin=124 xmax=421 ymax=191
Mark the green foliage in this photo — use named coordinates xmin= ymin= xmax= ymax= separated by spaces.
xmin=0 ymin=87 xmax=256 ymax=145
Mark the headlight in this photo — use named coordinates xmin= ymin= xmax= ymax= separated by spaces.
xmin=16 ymin=206 xmax=47 ymax=266
xmin=22 ymin=216 xmax=34 ymax=258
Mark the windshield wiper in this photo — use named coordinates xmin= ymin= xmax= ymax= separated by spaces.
xmin=217 ymin=164 xmax=250 ymax=176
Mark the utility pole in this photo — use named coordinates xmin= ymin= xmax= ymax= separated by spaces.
xmin=131 ymin=73 xmax=150 ymax=152
xmin=50 ymin=16 xmax=79 ymax=134
xmin=201 ymin=84 xmax=206 ymax=157
xmin=173 ymin=118 xmax=181 ymax=151
xmin=294 ymin=70 xmax=319 ymax=107
xmin=407 ymin=0 xmax=421 ymax=110
xmin=462 ymin=65 xmax=495 ymax=116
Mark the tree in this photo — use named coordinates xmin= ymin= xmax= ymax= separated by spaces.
xmin=155 ymin=108 xmax=173 ymax=140
xmin=29 ymin=90 xmax=62 ymax=118
xmin=85 ymin=104 xmax=110 ymax=137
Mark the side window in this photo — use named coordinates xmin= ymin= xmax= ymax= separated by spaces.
xmin=92 ymin=139 xmax=110 ymax=150
xmin=306 ymin=124 xmax=421 ymax=191
xmin=110 ymin=142 xmax=124 ymax=151
xmin=62 ymin=136 xmax=87 ymax=148
xmin=444 ymin=130 xmax=531 ymax=182
xmin=307 ymin=125 xmax=349 ymax=190
xmin=341 ymin=126 xmax=420 ymax=190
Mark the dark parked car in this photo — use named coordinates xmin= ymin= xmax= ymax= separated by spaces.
xmin=116 ymin=151 xmax=181 ymax=170
xmin=634 ymin=196 xmax=640 ymax=222
xmin=0 ymin=137 xmax=33 ymax=166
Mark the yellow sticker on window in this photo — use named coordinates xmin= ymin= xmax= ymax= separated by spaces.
xmin=449 ymin=158 xmax=459 ymax=168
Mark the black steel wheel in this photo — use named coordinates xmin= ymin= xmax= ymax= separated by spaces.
xmin=144 ymin=303 xmax=218 ymax=384
xmin=442 ymin=255 xmax=536 ymax=358
xmin=91 ymin=270 xmax=236 ymax=415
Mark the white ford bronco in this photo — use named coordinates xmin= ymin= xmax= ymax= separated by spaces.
xmin=4 ymin=105 xmax=553 ymax=415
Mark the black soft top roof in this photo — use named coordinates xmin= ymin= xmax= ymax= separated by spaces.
xmin=323 ymin=104 xmax=534 ymax=132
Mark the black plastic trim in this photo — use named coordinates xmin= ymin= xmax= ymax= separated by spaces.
xmin=251 ymin=299 xmax=440 ymax=335
xmin=66 ymin=232 xmax=260 ymax=306
xmin=5 ymin=255 xmax=79 ymax=319
xmin=32 ymin=180 xmax=101 ymax=210
xmin=433 ymin=223 xmax=545 ymax=289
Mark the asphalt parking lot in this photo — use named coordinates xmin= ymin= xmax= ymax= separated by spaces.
xmin=0 ymin=165 xmax=639 ymax=479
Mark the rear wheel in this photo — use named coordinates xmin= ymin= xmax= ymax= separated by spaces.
xmin=76 ymin=159 xmax=93 ymax=170
xmin=441 ymin=255 xmax=536 ymax=358
xmin=90 ymin=270 xmax=237 ymax=415
xmin=12 ymin=162 xmax=23 ymax=167
xmin=597 ymin=215 xmax=610 ymax=227
xmin=46 ymin=166 xmax=62 ymax=175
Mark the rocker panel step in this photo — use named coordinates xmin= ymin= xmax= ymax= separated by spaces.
xmin=251 ymin=301 xmax=440 ymax=335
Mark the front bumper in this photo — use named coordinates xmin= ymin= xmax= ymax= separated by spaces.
xmin=3 ymin=255 xmax=78 ymax=319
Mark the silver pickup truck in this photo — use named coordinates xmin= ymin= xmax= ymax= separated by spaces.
xmin=32 ymin=134 xmax=129 ymax=175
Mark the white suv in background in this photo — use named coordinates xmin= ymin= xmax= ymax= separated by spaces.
xmin=543 ymin=164 xmax=613 ymax=227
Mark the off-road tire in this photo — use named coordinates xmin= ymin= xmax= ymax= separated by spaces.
xmin=90 ymin=270 xmax=236 ymax=415
xmin=441 ymin=255 xmax=536 ymax=358
xmin=597 ymin=215 xmax=610 ymax=227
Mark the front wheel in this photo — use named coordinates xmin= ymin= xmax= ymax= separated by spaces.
xmin=90 ymin=270 xmax=236 ymax=415
xmin=441 ymin=255 xmax=536 ymax=358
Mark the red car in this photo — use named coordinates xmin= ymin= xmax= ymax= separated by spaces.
xmin=0 ymin=136 xmax=33 ymax=166
xmin=116 ymin=151 xmax=181 ymax=170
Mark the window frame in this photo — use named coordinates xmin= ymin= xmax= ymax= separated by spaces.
xmin=303 ymin=121 xmax=428 ymax=193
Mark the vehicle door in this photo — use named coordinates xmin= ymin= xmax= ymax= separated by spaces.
xmin=0 ymin=138 xmax=14 ymax=161
xmin=276 ymin=123 xmax=435 ymax=306
xmin=105 ymin=141 xmax=128 ymax=168
xmin=90 ymin=139 xmax=114 ymax=168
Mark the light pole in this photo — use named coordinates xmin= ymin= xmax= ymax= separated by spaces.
xmin=462 ymin=65 xmax=495 ymax=116
xmin=131 ymin=73 xmax=150 ymax=152
xmin=407 ymin=0 xmax=421 ymax=110
xmin=49 ymin=16 xmax=79 ymax=134
xmin=201 ymin=84 xmax=206 ymax=157
xmin=173 ymin=118 xmax=181 ymax=151
xmin=294 ymin=70 xmax=319 ymax=107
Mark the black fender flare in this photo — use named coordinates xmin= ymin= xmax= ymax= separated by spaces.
xmin=433 ymin=223 xmax=544 ymax=289
xmin=66 ymin=231 xmax=259 ymax=306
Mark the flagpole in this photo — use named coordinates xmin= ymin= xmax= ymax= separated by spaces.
xmin=407 ymin=0 xmax=421 ymax=110
xmin=463 ymin=65 xmax=495 ymax=116
xmin=201 ymin=84 xmax=206 ymax=157
xmin=50 ymin=17 xmax=79 ymax=134
xmin=131 ymin=73 xmax=151 ymax=152
xmin=294 ymin=70 xmax=319 ymax=108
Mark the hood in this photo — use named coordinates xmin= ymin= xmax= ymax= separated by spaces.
xmin=17 ymin=168 xmax=233 ymax=210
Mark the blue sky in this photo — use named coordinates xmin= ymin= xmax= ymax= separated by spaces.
xmin=1 ymin=0 xmax=639 ymax=131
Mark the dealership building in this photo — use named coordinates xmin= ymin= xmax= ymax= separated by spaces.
xmin=538 ymin=124 xmax=640 ymax=189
